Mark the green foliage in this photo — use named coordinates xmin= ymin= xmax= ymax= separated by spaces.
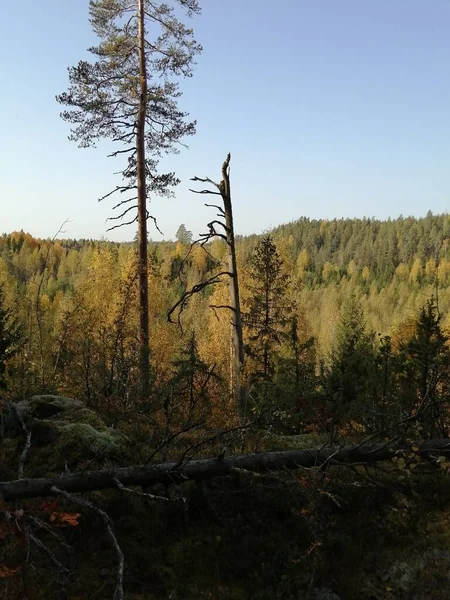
xmin=1 ymin=395 xmax=127 ymax=479
xmin=167 ymin=331 xmax=218 ymax=423
xmin=0 ymin=282 xmax=22 ymax=388
xmin=2 ymin=215 xmax=450 ymax=441
xmin=57 ymin=0 xmax=202 ymax=215
xmin=243 ymin=235 xmax=294 ymax=384
xmin=371 ymin=334 xmax=397 ymax=431
xmin=396 ymin=299 xmax=450 ymax=437
xmin=326 ymin=294 xmax=375 ymax=439
xmin=176 ymin=223 xmax=193 ymax=246
xmin=274 ymin=315 xmax=323 ymax=432
xmin=6 ymin=463 xmax=450 ymax=599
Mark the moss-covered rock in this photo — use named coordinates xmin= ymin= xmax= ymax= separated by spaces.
xmin=2 ymin=395 xmax=128 ymax=477
xmin=28 ymin=395 xmax=84 ymax=418
xmin=59 ymin=422 xmax=123 ymax=458
xmin=25 ymin=420 xmax=127 ymax=476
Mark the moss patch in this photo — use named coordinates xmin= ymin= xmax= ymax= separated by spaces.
xmin=28 ymin=395 xmax=84 ymax=418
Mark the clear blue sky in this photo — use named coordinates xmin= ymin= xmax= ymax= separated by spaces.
xmin=1 ymin=0 xmax=450 ymax=241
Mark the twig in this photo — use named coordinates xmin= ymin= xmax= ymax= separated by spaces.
xmin=29 ymin=530 xmax=70 ymax=574
xmin=112 ymin=477 xmax=170 ymax=502
xmin=51 ymin=486 xmax=124 ymax=600
xmin=167 ymin=271 xmax=233 ymax=330
xmin=12 ymin=402 xmax=31 ymax=479
xmin=27 ymin=515 xmax=73 ymax=552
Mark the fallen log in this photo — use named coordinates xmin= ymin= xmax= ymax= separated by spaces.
xmin=2 ymin=439 xmax=450 ymax=501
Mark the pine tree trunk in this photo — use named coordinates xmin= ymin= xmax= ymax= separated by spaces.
xmin=137 ymin=0 xmax=150 ymax=399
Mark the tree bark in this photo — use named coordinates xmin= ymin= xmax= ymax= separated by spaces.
xmin=220 ymin=154 xmax=244 ymax=408
xmin=137 ymin=0 xmax=150 ymax=398
xmin=2 ymin=439 xmax=450 ymax=501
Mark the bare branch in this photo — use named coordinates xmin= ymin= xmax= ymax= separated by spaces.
xmin=15 ymin=406 xmax=31 ymax=480
xmin=147 ymin=213 xmax=164 ymax=235
xmin=168 ymin=271 xmax=233 ymax=329
xmin=51 ymin=487 xmax=124 ymax=600
xmin=205 ymin=219 xmax=230 ymax=234
xmin=107 ymin=216 xmax=138 ymax=231
xmin=107 ymin=205 xmax=138 ymax=221
xmin=210 ymin=304 xmax=236 ymax=313
xmin=190 ymin=175 xmax=220 ymax=189
xmin=107 ymin=147 xmax=136 ymax=158
xmin=99 ymin=186 xmax=136 ymax=203
xmin=29 ymin=531 xmax=69 ymax=574
xmin=113 ymin=478 xmax=170 ymax=502
xmin=205 ymin=203 xmax=226 ymax=216
xmin=189 ymin=188 xmax=222 ymax=196
xmin=112 ymin=197 xmax=138 ymax=210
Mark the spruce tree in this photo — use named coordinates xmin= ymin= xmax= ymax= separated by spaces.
xmin=372 ymin=334 xmax=396 ymax=432
xmin=275 ymin=313 xmax=320 ymax=432
xmin=172 ymin=332 xmax=212 ymax=409
xmin=243 ymin=235 xmax=294 ymax=396
xmin=398 ymin=299 xmax=450 ymax=437
xmin=159 ymin=331 xmax=217 ymax=443
xmin=327 ymin=294 xmax=375 ymax=440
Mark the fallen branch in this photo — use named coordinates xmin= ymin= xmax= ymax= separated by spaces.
xmin=2 ymin=439 xmax=450 ymax=501
xmin=52 ymin=486 xmax=124 ymax=600
xmin=11 ymin=401 xmax=31 ymax=479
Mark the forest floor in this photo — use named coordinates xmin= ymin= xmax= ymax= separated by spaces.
xmin=3 ymin=397 xmax=450 ymax=599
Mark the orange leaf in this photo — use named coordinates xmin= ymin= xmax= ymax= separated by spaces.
xmin=0 ymin=566 xmax=20 ymax=579
xmin=50 ymin=512 xmax=81 ymax=527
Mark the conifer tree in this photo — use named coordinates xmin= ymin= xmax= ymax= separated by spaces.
xmin=398 ymin=299 xmax=450 ymax=437
xmin=372 ymin=334 xmax=396 ymax=432
xmin=243 ymin=235 xmax=293 ymax=394
xmin=172 ymin=332 xmax=211 ymax=404
xmin=176 ymin=224 xmax=193 ymax=246
xmin=159 ymin=331 xmax=217 ymax=445
xmin=327 ymin=294 xmax=375 ymax=440
xmin=57 ymin=0 xmax=202 ymax=398
xmin=275 ymin=313 xmax=320 ymax=432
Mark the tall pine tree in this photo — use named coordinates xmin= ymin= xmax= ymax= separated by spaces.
xmin=57 ymin=0 xmax=202 ymax=398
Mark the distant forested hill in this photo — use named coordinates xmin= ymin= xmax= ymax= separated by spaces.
xmin=238 ymin=213 xmax=450 ymax=349
xmin=1 ymin=212 xmax=449 ymax=390
xmin=270 ymin=211 xmax=450 ymax=286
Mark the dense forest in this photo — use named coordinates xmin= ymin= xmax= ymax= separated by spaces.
xmin=0 ymin=214 xmax=450 ymax=598
xmin=2 ymin=211 xmax=450 ymax=408
xmin=3 ymin=0 xmax=450 ymax=597
xmin=3 ymin=215 xmax=450 ymax=599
